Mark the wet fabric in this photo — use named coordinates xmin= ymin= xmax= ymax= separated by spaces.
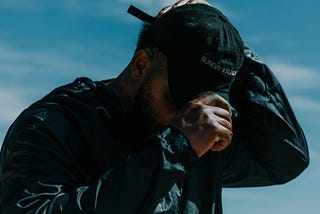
xmin=0 ymin=46 xmax=309 ymax=213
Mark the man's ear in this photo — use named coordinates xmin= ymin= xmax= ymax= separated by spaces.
xmin=130 ymin=49 xmax=152 ymax=81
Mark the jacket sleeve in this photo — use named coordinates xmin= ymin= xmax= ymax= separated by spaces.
xmin=221 ymin=45 xmax=310 ymax=187
xmin=0 ymin=106 xmax=199 ymax=213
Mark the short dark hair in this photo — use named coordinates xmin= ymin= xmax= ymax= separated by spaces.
xmin=135 ymin=23 xmax=156 ymax=53
xmin=136 ymin=23 xmax=151 ymax=51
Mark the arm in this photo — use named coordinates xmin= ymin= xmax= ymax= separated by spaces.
xmin=0 ymin=107 xmax=198 ymax=213
xmin=221 ymin=45 xmax=310 ymax=187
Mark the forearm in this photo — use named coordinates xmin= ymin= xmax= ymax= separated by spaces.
xmin=223 ymin=45 xmax=309 ymax=186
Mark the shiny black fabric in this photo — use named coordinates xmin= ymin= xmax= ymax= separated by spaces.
xmin=0 ymin=46 xmax=309 ymax=213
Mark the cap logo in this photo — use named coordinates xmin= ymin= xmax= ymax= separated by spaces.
xmin=201 ymin=56 xmax=237 ymax=76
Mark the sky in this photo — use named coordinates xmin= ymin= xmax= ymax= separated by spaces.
xmin=0 ymin=0 xmax=319 ymax=213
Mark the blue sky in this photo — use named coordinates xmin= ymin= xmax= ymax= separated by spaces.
xmin=0 ymin=0 xmax=319 ymax=213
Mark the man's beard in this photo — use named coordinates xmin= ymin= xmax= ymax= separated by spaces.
xmin=132 ymin=74 xmax=168 ymax=139
xmin=114 ymin=75 xmax=165 ymax=152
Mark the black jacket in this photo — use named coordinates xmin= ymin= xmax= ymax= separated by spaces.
xmin=0 ymin=47 xmax=309 ymax=213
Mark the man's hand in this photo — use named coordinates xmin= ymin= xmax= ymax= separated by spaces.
xmin=156 ymin=0 xmax=211 ymax=18
xmin=171 ymin=93 xmax=233 ymax=157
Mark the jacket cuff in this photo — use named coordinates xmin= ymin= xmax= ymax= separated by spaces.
xmin=156 ymin=126 xmax=200 ymax=175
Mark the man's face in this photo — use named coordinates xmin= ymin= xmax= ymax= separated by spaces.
xmin=133 ymin=63 xmax=179 ymax=137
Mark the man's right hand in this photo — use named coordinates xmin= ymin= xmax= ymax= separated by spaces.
xmin=170 ymin=93 xmax=233 ymax=157
xmin=156 ymin=0 xmax=212 ymax=18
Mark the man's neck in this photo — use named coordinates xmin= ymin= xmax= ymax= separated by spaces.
xmin=108 ymin=69 xmax=136 ymax=114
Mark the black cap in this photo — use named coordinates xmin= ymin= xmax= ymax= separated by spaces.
xmin=128 ymin=4 xmax=244 ymax=109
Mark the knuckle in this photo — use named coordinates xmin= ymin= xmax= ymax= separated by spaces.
xmin=211 ymin=121 xmax=220 ymax=130
xmin=190 ymin=103 xmax=204 ymax=113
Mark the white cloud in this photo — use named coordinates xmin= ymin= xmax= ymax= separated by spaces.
xmin=0 ymin=42 xmax=114 ymax=146
xmin=307 ymin=150 xmax=320 ymax=181
xmin=223 ymin=188 xmax=268 ymax=201
xmin=0 ymin=0 xmax=43 ymax=11
xmin=0 ymin=88 xmax=34 ymax=145
xmin=0 ymin=42 xmax=109 ymax=80
xmin=120 ymin=0 xmax=239 ymax=21
xmin=119 ymin=0 xmax=172 ymax=8
xmin=0 ymin=0 xmax=174 ymax=19
xmin=267 ymin=61 xmax=320 ymax=91
xmin=0 ymin=89 xmax=26 ymax=124
xmin=289 ymin=96 xmax=320 ymax=112
xmin=310 ymin=150 xmax=320 ymax=160
xmin=0 ymin=0 xmax=235 ymax=21
xmin=245 ymin=36 xmax=269 ymax=46
xmin=61 ymin=0 xmax=177 ymax=20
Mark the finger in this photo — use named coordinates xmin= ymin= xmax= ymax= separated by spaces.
xmin=157 ymin=0 xmax=186 ymax=18
xmin=156 ymin=0 xmax=212 ymax=18
xmin=210 ymin=129 xmax=233 ymax=151
xmin=209 ymin=95 xmax=232 ymax=115
xmin=217 ymin=118 xmax=232 ymax=131
xmin=202 ymin=106 xmax=232 ymax=127
xmin=211 ymin=106 xmax=232 ymax=123
xmin=206 ymin=117 xmax=233 ymax=141
xmin=188 ymin=0 xmax=212 ymax=6
xmin=156 ymin=5 xmax=172 ymax=18
xmin=213 ymin=117 xmax=232 ymax=136
xmin=173 ymin=0 xmax=190 ymax=8
xmin=210 ymin=140 xmax=230 ymax=152
xmin=196 ymin=93 xmax=232 ymax=115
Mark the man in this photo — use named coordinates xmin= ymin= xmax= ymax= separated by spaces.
xmin=0 ymin=1 xmax=309 ymax=213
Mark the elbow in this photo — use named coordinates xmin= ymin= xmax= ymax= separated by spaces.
xmin=271 ymin=154 xmax=310 ymax=185
xmin=270 ymin=135 xmax=310 ymax=185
